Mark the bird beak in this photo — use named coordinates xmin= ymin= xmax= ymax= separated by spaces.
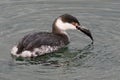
xmin=76 ymin=26 xmax=94 ymax=42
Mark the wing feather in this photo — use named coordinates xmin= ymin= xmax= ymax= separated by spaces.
xmin=17 ymin=32 xmax=69 ymax=54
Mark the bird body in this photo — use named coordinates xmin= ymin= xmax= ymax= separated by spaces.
xmin=11 ymin=14 xmax=93 ymax=58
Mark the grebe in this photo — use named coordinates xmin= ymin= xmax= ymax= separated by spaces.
xmin=11 ymin=14 xmax=93 ymax=58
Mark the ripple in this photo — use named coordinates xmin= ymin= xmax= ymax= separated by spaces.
xmin=0 ymin=0 xmax=120 ymax=80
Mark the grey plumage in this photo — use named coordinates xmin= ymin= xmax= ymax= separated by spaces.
xmin=17 ymin=32 xmax=69 ymax=54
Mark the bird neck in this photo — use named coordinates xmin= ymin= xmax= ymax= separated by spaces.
xmin=52 ymin=18 xmax=68 ymax=36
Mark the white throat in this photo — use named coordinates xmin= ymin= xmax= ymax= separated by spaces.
xmin=55 ymin=18 xmax=76 ymax=31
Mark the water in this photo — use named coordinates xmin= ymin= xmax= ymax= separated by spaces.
xmin=0 ymin=0 xmax=120 ymax=80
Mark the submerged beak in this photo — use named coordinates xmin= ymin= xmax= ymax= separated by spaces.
xmin=76 ymin=26 xmax=94 ymax=42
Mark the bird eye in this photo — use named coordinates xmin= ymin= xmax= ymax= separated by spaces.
xmin=71 ymin=22 xmax=78 ymax=27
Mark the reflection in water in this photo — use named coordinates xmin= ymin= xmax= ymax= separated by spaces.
xmin=70 ymin=42 xmax=94 ymax=67
xmin=12 ymin=43 xmax=94 ymax=67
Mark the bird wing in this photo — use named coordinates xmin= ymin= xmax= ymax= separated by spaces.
xmin=16 ymin=32 xmax=69 ymax=54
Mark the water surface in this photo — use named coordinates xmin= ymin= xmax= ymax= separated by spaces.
xmin=0 ymin=0 xmax=120 ymax=80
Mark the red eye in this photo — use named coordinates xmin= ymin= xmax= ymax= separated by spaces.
xmin=72 ymin=22 xmax=78 ymax=27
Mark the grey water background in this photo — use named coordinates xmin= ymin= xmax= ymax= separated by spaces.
xmin=0 ymin=0 xmax=120 ymax=80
